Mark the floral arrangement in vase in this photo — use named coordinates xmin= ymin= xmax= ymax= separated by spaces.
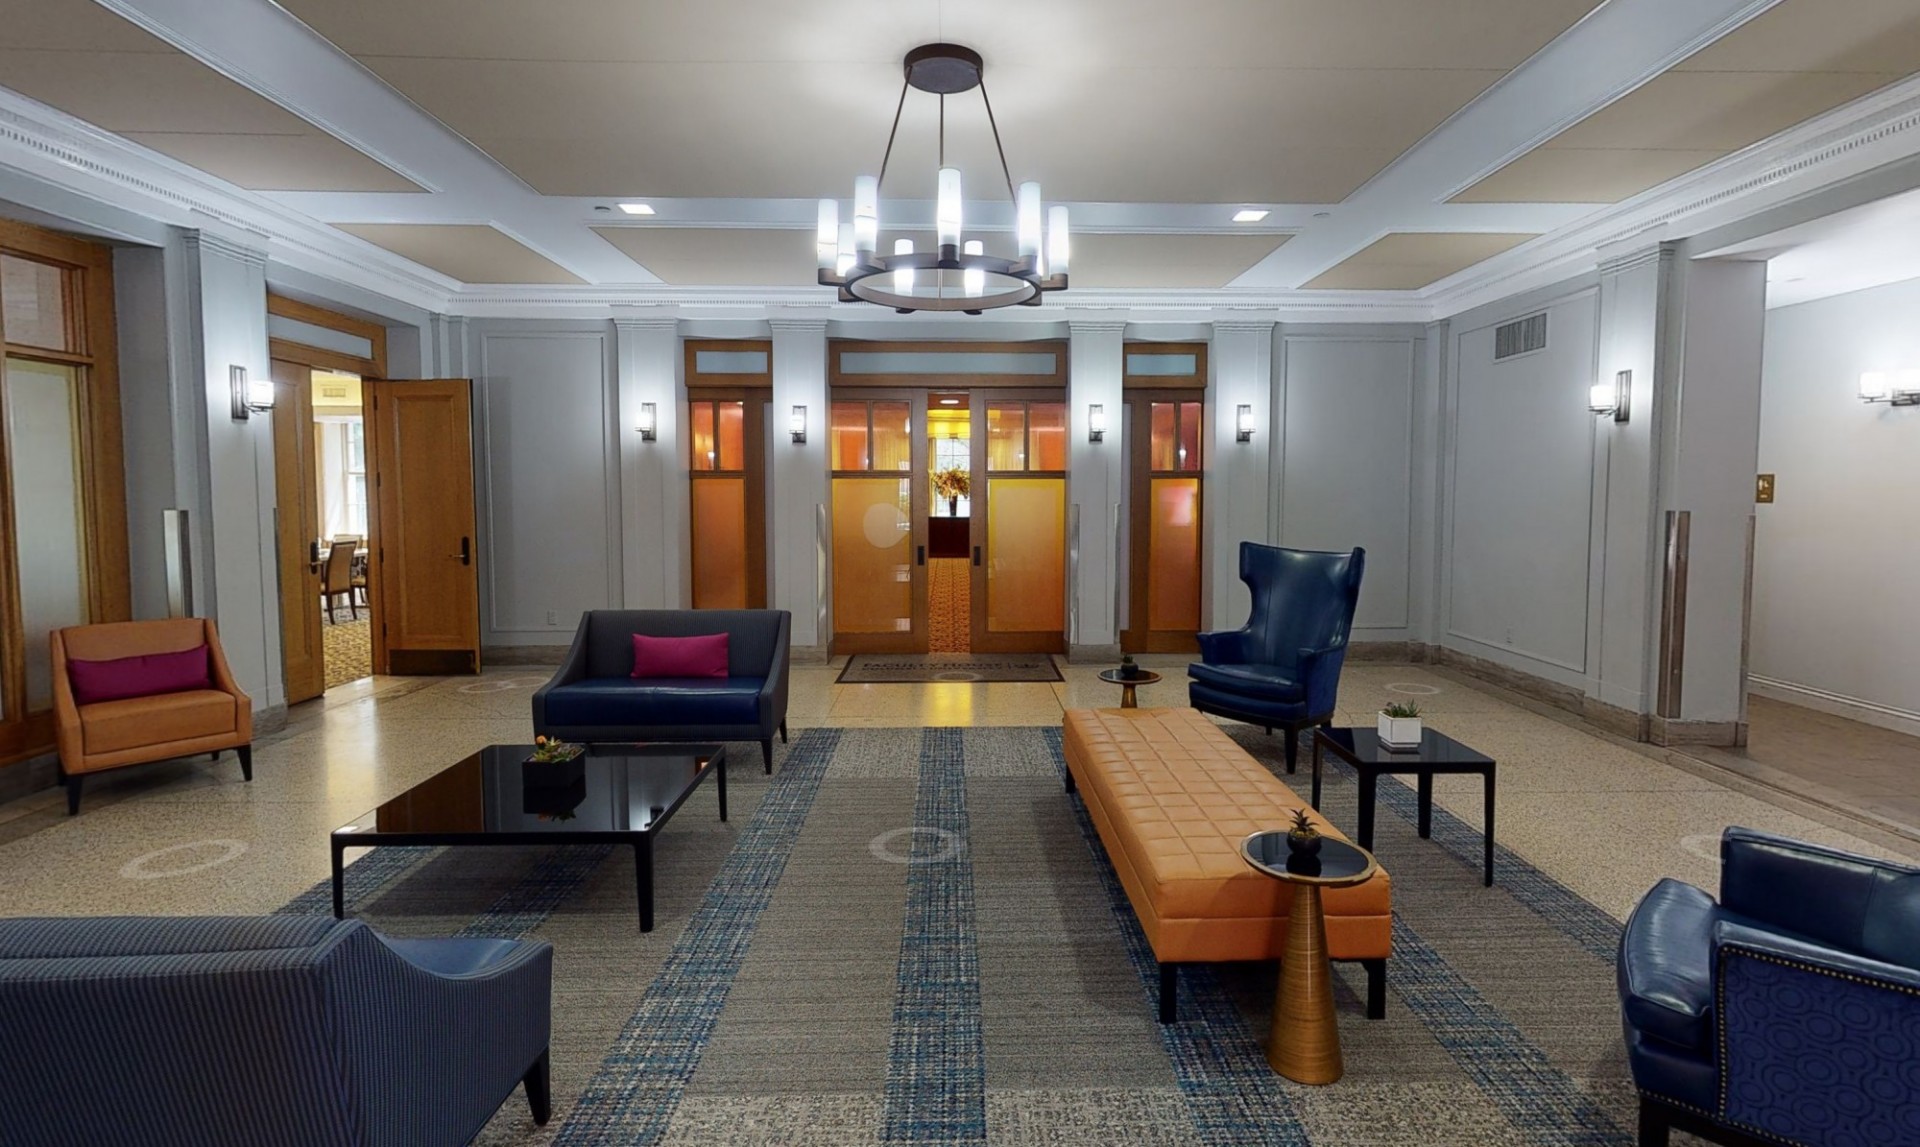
xmin=1378 ymin=702 xmax=1423 ymax=750
xmin=527 ymin=735 xmax=584 ymax=764
xmin=931 ymin=465 xmax=971 ymax=516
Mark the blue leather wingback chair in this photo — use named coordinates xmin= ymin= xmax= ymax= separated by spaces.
xmin=1188 ymin=543 xmax=1365 ymax=773
xmin=1619 ymin=828 xmax=1920 ymax=1147
xmin=534 ymin=609 xmax=791 ymax=773
xmin=0 ymin=916 xmax=553 ymax=1147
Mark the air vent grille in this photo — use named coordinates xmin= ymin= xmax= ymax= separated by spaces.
xmin=1493 ymin=312 xmax=1547 ymax=360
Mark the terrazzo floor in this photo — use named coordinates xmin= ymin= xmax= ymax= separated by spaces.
xmin=0 ymin=659 xmax=1912 ymax=926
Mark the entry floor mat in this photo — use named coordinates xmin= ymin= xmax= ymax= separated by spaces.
xmin=837 ymin=653 xmax=1064 ymax=684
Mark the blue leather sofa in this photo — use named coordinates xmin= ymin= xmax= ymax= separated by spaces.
xmin=1188 ymin=542 xmax=1365 ymax=773
xmin=533 ymin=609 xmax=791 ymax=773
xmin=0 ymin=915 xmax=553 ymax=1147
xmin=1619 ymin=827 xmax=1920 ymax=1147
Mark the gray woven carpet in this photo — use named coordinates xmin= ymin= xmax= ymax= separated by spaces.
xmin=287 ymin=726 xmax=1655 ymax=1146
xmin=838 ymin=654 xmax=1063 ymax=684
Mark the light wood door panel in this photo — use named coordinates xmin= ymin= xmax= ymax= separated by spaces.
xmin=828 ymin=390 xmax=928 ymax=655
xmin=367 ymin=379 xmax=479 ymax=675
xmin=271 ymin=360 xmax=325 ymax=704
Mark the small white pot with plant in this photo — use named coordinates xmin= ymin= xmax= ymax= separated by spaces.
xmin=1378 ymin=702 xmax=1423 ymax=750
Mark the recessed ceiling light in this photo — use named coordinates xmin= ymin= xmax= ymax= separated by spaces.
xmin=1232 ymin=209 xmax=1270 ymax=223
xmin=618 ymin=203 xmax=656 ymax=216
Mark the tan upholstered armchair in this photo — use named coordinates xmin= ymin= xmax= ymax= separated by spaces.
xmin=50 ymin=618 xmax=253 ymax=815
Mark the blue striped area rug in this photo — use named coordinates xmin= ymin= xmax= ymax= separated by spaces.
xmin=284 ymin=726 xmax=1638 ymax=1146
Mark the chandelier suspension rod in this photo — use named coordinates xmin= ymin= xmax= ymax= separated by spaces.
xmin=939 ymin=94 xmax=945 ymax=167
xmin=977 ymin=77 xmax=1019 ymax=206
xmin=875 ymin=76 xmax=912 ymax=193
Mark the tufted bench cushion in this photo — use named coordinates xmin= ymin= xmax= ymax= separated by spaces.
xmin=1063 ymin=706 xmax=1391 ymax=968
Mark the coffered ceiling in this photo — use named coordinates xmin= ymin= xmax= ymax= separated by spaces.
xmin=0 ymin=0 xmax=1916 ymax=304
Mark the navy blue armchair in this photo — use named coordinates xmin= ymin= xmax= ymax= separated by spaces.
xmin=533 ymin=609 xmax=791 ymax=773
xmin=1619 ymin=828 xmax=1920 ymax=1147
xmin=0 ymin=916 xmax=553 ymax=1147
xmin=1187 ymin=542 xmax=1365 ymax=773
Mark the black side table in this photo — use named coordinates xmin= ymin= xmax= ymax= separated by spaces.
xmin=1311 ymin=727 xmax=1496 ymax=886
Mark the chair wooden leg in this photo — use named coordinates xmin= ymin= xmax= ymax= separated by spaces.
xmin=761 ymin=739 xmax=774 ymax=774
xmin=523 ymin=1048 xmax=552 ymax=1126
xmin=1282 ymin=728 xmax=1299 ymax=774
xmin=65 ymin=774 xmax=83 ymax=816
xmin=1637 ymin=1097 xmax=1670 ymax=1147
xmin=237 ymin=745 xmax=253 ymax=782
xmin=779 ymin=720 xmax=788 ymax=744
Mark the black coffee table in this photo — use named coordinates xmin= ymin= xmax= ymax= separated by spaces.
xmin=330 ymin=743 xmax=726 ymax=932
xmin=1311 ymin=727 xmax=1496 ymax=886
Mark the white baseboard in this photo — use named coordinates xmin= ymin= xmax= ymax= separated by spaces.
xmin=1747 ymin=676 xmax=1920 ymax=739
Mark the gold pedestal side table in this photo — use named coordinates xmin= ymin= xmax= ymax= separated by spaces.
xmin=1239 ymin=830 xmax=1379 ymax=1085
xmin=1095 ymin=668 xmax=1162 ymax=709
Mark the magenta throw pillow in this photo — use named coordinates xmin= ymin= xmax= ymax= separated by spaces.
xmin=631 ymin=633 xmax=730 ymax=680
xmin=68 ymin=645 xmax=212 ymax=706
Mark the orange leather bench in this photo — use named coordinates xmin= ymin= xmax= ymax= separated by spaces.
xmin=1063 ymin=706 xmax=1391 ymax=1022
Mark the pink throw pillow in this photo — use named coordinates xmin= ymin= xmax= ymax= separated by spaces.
xmin=631 ymin=633 xmax=730 ymax=680
xmin=68 ymin=645 xmax=212 ymax=706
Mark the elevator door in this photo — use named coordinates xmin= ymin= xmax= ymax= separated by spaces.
xmin=971 ymin=395 xmax=1067 ymax=654
xmin=829 ymin=392 xmax=928 ymax=653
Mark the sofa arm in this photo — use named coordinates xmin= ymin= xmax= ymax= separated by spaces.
xmin=1713 ymin=921 xmax=1920 ymax=1140
xmin=532 ymin=617 xmax=594 ymax=734
xmin=758 ymin=611 xmax=791 ymax=734
xmin=1195 ymin=627 xmax=1250 ymax=665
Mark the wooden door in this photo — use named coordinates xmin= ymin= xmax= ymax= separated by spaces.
xmin=970 ymin=393 xmax=1068 ymax=654
xmin=687 ymin=392 xmax=768 ymax=608
xmin=366 ymin=379 xmax=480 ymax=675
xmin=1122 ymin=394 xmax=1205 ymax=653
xmin=828 ymin=390 xmax=928 ymax=654
xmin=271 ymin=360 xmax=325 ymax=703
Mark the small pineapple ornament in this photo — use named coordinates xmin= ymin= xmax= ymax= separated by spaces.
xmin=1285 ymin=807 xmax=1322 ymax=860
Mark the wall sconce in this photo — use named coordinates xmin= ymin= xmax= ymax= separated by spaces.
xmin=790 ymin=404 xmax=808 ymax=443
xmin=230 ymin=365 xmax=273 ymax=421
xmin=635 ymin=402 xmax=657 ymax=441
xmin=1235 ymin=404 xmax=1255 ymax=443
xmin=1087 ymin=403 xmax=1106 ymax=443
xmin=1589 ymin=369 xmax=1631 ymax=422
xmin=1860 ymin=370 xmax=1920 ymax=406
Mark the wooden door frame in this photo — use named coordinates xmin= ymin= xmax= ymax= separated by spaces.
xmin=270 ymin=359 xmax=326 ymax=704
xmin=827 ymin=388 xmax=929 ymax=655
xmin=1122 ymin=390 xmax=1206 ymax=653
xmin=969 ymin=390 xmax=1068 ymax=655
xmin=686 ymin=389 xmax=769 ymax=609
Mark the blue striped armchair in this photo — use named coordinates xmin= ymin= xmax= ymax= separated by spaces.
xmin=0 ymin=916 xmax=553 ymax=1147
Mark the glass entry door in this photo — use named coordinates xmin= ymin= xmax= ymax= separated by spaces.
xmin=971 ymin=394 xmax=1067 ymax=654
xmin=829 ymin=391 xmax=927 ymax=653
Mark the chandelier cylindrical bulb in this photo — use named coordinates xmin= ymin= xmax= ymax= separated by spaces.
xmin=937 ymin=167 xmax=963 ymax=248
xmin=1017 ymin=181 xmax=1043 ymax=260
xmin=816 ymin=199 xmax=839 ymax=271
xmin=893 ymin=238 xmax=915 ymax=295
xmin=853 ymin=175 xmax=878 ymax=255
xmin=836 ymin=222 xmax=856 ymax=276
xmin=963 ymin=240 xmax=985 ymax=297
xmin=1047 ymin=205 xmax=1070 ymax=277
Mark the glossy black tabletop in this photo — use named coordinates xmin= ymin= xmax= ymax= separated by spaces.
xmin=1316 ymin=726 xmax=1493 ymax=767
xmin=1241 ymin=832 xmax=1377 ymax=886
xmin=336 ymin=743 xmax=723 ymax=839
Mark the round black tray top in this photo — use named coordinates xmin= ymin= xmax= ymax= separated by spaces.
xmin=1243 ymin=832 xmax=1374 ymax=882
xmin=1097 ymin=668 xmax=1161 ymax=684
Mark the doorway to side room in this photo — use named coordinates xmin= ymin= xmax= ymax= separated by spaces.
xmin=1120 ymin=342 xmax=1208 ymax=654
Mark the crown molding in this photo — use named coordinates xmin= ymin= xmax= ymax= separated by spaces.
xmin=1597 ymin=244 xmax=1674 ymax=277
xmin=183 ymin=230 xmax=267 ymax=268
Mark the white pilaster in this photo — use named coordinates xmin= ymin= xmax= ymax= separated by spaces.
xmin=769 ymin=312 xmax=831 ymax=652
xmin=614 ymin=313 xmax=684 ymax=608
xmin=1066 ymin=314 xmax=1126 ymax=653
xmin=1208 ymin=317 xmax=1278 ymax=630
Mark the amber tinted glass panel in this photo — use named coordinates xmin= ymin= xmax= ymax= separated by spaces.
xmin=715 ymin=401 xmax=745 ymax=471
xmin=986 ymin=477 xmax=1064 ymax=633
xmin=1 ymin=255 xmax=70 ymax=352
xmin=987 ymin=403 xmax=1026 ymax=471
xmin=830 ymin=401 xmax=869 ymax=470
xmin=1178 ymin=402 xmax=1203 ymax=472
xmin=690 ymin=401 xmax=716 ymax=472
xmin=691 ymin=478 xmax=748 ymax=609
xmin=1029 ymin=402 xmax=1067 ymax=471
xmin=871 ymin=401 xmax=911 ymax=472
xmin=832 ymin=477 xmax=912 ymax=633
xmin=1149 ymin=403 xmax=1178 ymax=471
xmin=1148 ymin=477 xmax=1202 ymax=632
xmin=4 ymin=359 xmax=88 ymax=707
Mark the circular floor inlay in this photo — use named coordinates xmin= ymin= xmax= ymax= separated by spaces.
xmin=457 ymin=678 xmax=541 ymax=694
xmin=1386 ymin=683 xmax=1442 ymax=696
xmin=932 ymin=671 xmax=983 ymax=682
xmin=868 ymin=826 xmax=966 ymax=865
xmin=119 ymin=839 xmax=249 ymax=880
xmin=1680 ymin=833 xmax=1720 ymax=862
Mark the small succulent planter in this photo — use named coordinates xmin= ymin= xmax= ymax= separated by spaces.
xmin=1377 ymin=702 xmax=1424 ymax=750
xmin=1119 ymin=654 xmax=1143 ymax=680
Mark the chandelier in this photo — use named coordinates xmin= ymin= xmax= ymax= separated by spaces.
xmin=816 ymin=43 xmax=1069 ymax=314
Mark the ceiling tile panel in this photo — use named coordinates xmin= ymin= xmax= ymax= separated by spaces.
xmin=1302 ymin=233 xmax=1535 ymax=289
xmin=337 ymin=225 xmax=586 ymax=284
xmin=1074 ymin=233 xmax=1292 ymax=288
xmin=592 ymin=227 xmax=821 ymax=286
xmin=120 ymin=133 xmax=423 ymax=193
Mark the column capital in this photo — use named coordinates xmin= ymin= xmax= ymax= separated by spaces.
xmin=184 ymin=229 xmax=268 ymax=269
xmin=611 ymin=306 xmax=679 ymax=332
xmin=1210 ymin=311 xmax=1278 ymax=334
xmin=1064 ymin=308 xmax=1128 ymax=334
xmin=767 ymin=306 xmax=832 ymax=334
xmin=1597 ymin=241 xmax=1675 ymax=277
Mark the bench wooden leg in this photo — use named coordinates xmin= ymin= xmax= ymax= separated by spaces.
xmin=1063 ymin=768 xmax=1076 ymax=795
xmin=1159 ymin=962 xmax=1179 ymax=1023
xmin=1362 ymin=958 xmax=1386 ymax=1019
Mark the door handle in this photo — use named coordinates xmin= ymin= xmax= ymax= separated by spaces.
xmin=308 ymin=540 xmax=320 ymax=571
xmin=916 ymin=544 xmax=926 ymax=567
xmin=972 ymin=545 xmax=982 ymax=567
xmin=452 ymin=536 xmax=471 ymax=565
